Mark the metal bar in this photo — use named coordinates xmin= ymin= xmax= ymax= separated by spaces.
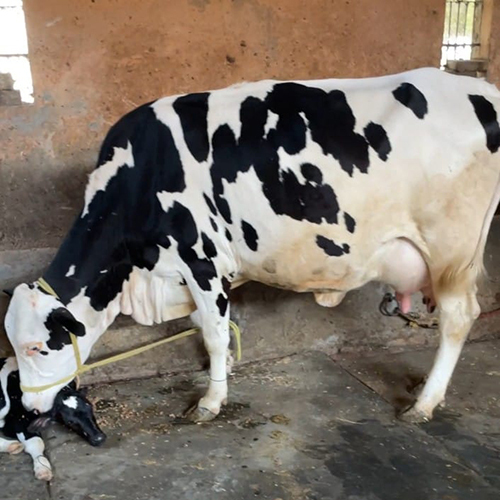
xmin=454 ymin=0 xmax=462 ymax=60
xmin=442 ymin=43 xmax=481 ymax=47
xmin=472 ymin=0 xmax=483 ymax=58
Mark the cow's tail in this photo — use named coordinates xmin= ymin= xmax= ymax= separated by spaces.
xmin=436 ymin=170 xmax=500 ymax=296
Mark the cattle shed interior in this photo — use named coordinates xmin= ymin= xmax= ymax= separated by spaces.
xmin=1 ymin=1 xmax=500 ymax=499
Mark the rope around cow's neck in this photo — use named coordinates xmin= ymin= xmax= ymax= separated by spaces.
xmin=19 ymin=277 xmax=241 ymax=393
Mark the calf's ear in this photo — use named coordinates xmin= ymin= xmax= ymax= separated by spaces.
xmin=28 ymin=416 xmax=52 ymax=433
xmin=51 ymin=308 xmax=86 ymax=337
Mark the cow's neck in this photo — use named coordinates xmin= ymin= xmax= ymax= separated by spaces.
xmin=42 ymin=210 xmax=132 ymax=355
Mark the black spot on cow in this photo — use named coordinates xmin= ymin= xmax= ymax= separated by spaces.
xmin=316 ymin=235 xmax=350 ymax=257
xmin=344 ymin=212 xmax=356 ymax=233
xmin=0 ymin=358 xmax=5 ymax=410
xmin=266 ymin=84 xmax=370 ymax=175
xmin=392 ymin=83 xmax=428 ymax=119
xmin=210 ymin=86 xmax=345 ymax=226
xmin=225 ymin=228 xmax=233 ymax=242
xmin=469 ymin=94 xmax=500 ymax=153
xmin=364 ymin=122 xmax=391 ymax=161
xmin=241 ymin=221 xmax=259 ymax=251
xmin=301 ymin=163 xmax=323 ymax=184
xmin=164 ymin=202 xmax=217 ymax=291
xmin=210 ymin=217 xmax=218 ymax=232
xmin=179 ymin=278 xmax=187 ymax=286
xmin=35 ymin=283 xmax=53 ymax=296
xmin=45 ymin=307 xmax=86 ymax=351
xmin=173 ymin=92 xmax=210 ymax=162
xmin=216 ymin=293 xmax=229 ymax=316
xmin=2 ymin=370 xmax=38 ymax=440
xmin=201 ymin=232 xmax=218 ymax=259
xmin=221 ymin=276 xmax=231 ymax=295
xmin=203 ymin=193 xmax=217 ymax=216
xmin=43 ymin=103 xmax=192 ymax=309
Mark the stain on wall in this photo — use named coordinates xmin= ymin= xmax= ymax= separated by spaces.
xmin=0 ymin=0 xmax=446 ymax=250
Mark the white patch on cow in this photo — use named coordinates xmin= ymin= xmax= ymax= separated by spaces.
xmin=65 ymin=265 xmax=76 ymax=277
xmin=63 ymin=396 xmax=78 ymax=410
xmin=264 ymin=110 xmax=279 ymax=135
xmin=206 ymin=80 xmax=276 ymax=142
xmin=82 ymin=141 xmax=134 ymax=217
xmin=100 ymin=269 xmax=107 ymax=274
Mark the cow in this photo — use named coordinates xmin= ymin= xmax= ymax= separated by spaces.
xmin=3 ymin=67 xmax=500 ymax=425
xmin=0 ymin=356 xmax=106 ymax=480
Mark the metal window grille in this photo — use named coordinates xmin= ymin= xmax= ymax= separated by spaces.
xmin=441 ymin=0 xmax=484 ymax=69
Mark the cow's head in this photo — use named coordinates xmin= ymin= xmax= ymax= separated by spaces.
xmin=4 ymin=283 xmax=86 ymax=414
xmin=29 ymin=383 xmax=107 ymax=447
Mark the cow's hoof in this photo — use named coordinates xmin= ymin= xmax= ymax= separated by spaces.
xmin=35 ymin=467 xmax=53 ymax=482
xmin=35 ymin=457 xmax=53 ymax=481
xmin=7 ymin=442 xmax=24 ymax=455
xmin=398 ymin=405 xmax=431 ymax=424
xmin=185 ymin=405 xmax=218 ymax=423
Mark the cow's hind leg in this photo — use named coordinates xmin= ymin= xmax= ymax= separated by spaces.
xmin=400 ymin=282 xmax=479 ymax=423
xmin=186 ymin=279 xmax=231 ymax=423
xmin=0 ymin=436 xmax=24 ymax=454
xmin=19 ymin=434 xmax=53 ymax=481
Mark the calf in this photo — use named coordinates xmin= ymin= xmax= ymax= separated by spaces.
xmin=0 ymin=357 xmax=106 ymax=481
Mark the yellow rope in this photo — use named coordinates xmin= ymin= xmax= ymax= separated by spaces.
xmin=20 ymin=278 xmax=241 ymax=393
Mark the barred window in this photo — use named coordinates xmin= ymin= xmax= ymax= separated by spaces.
xmin=441 ymin=0 xmax=493 ymax=77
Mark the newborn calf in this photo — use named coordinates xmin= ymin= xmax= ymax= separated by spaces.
xmin=0 ymin=357 xmax=106 ymax=481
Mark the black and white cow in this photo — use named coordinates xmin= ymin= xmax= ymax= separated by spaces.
xmin=4 ymin=67 xmax=500 ymax=424
xmin=0 ymin=357 xmax=106 ymax=480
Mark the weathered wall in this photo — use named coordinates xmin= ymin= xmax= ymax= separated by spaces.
xmin=0 ymin=0 xmax=445 ymax=251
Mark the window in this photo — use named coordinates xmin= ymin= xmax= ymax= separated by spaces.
xmin=441 ymin=0 xmax=493 ymax=77
xmin=0 ymin=0 xmax=33 ymax=103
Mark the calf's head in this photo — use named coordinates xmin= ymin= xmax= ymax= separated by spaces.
xmin=4 ymin=283 xmax=86 ymax=414
xmin=30 ymin=384 xmax=107 ymax=447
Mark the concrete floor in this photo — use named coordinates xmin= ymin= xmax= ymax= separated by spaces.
xmin=1 ymin=340 xmax=500 ymax=500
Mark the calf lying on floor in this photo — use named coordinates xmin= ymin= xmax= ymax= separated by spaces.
xmin=0 ymin=357 xmax=106 ymax=481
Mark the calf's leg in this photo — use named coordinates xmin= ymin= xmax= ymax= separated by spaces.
xmin=19 ymin=435 xmax=53 ymax=481
xmin=0 ymin=436 xmax=24 ymax=454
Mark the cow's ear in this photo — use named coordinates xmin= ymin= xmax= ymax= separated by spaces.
xmin=2 ymin=288 xmax=14 ymax=297
xmin=52 ymin=308 xmax=86 ymax=337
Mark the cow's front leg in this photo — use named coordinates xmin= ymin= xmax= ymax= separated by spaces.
xmin=187 ymin=282 xmax=231 ymax=423
xmin=0 ymin=436 xmax=24 ymax=454
xmin=400 ymin=289 xmax=478 ymax=423
xmin=20 ymin=435 xmax=53 ymax=481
